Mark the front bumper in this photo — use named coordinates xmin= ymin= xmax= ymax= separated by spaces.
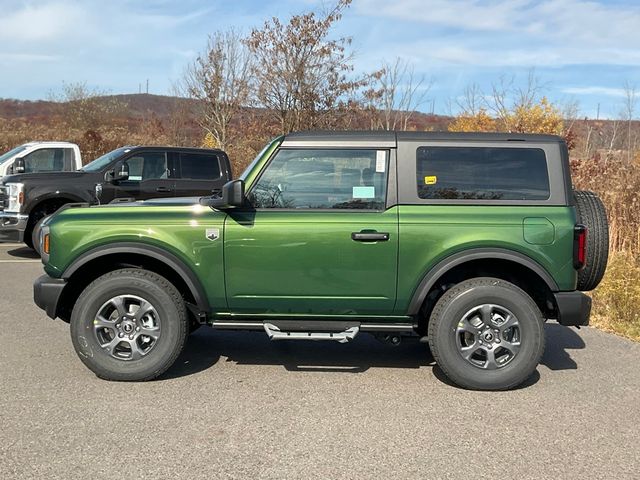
xmin=34 ymin=275 xmax=67 ymax=320
xmin=0 ymin=211 xmax=28 ymax=242
xmin=554 ymin=291 xmax=592 ymax=327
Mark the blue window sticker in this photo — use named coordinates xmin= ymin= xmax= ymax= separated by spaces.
xmin=352 ymin=186 xmax=375 ymax=199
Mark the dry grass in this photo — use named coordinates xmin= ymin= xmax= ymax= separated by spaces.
xmin=589 ymin=251 xmax=640 ymax=341
xmin=571 ymin=151 xmax=640 ymax=341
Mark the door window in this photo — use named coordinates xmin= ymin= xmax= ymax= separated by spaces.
xmin=124 ymin=152 xmax=168 ymax=182
xmin=248 ymin=149 xmax=388 ymax=210
xmin=23 ymin=148 xmax=75 ymax=172
xmin=178 ymin=153 xmax=221 ymax=179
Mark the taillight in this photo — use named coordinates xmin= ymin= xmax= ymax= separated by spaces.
xmin=574 ymin=225 xmax=587 ymax=269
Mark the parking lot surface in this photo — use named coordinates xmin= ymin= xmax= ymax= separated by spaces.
xmin=0 ymin=243 xmax=639 ymax=479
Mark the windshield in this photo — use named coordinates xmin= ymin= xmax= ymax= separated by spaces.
xmin=0 ymin=145 xmax=28 ymax=165
xmin=239 ymin=138 xmax=281 ymax=181
xmin=81 ymin=146 xmax=133 ymax=172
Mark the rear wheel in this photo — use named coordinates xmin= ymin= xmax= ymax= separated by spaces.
xmin=573 ymin=190 xmax=609 ymax=291
xmin=428 ymin=277 xmax=545 ymax=390
xmin=70 ymin=268 xmax=188 ymax=381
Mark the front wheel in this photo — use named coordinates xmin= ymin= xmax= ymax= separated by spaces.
xmin=428 ymin=277 xmax=545 ymax=390
xmin=70 ymin=268 xmax=189 ymax=381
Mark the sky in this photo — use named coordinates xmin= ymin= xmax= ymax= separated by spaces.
xmin=1 ymin=0 xmax=639 ymax=118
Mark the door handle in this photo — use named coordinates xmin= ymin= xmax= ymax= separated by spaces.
xmin=156 ymin=187 xmax=172 ymax=193
xmin=351 ymin=231 xmax=390 ymax=242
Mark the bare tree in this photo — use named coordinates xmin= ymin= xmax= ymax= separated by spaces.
xmin=368 ymin=58 xmax=431 ymax=131
xmin=606 ymin=119 xmax=621 ymax=156
xmin=622 ymin=80 xmax=637 ymax=161
xmin=245 ymin=0 xmax=365 ymax=133
xmin=483 ymin=70 xmax=549 ymax=131
xmin=456 ymin=83 xmax=484 ymax=116
xmin=49 ymin=82 xmax=127 ymax=131
xmin=182 ymin=29 xmax=253 ymax=150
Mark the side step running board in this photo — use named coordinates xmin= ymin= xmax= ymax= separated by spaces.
xmin=263 ymin=322 xmax=360 ymax=343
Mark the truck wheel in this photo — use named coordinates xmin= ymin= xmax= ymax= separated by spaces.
xmin=573 ymin=190 xmax=609 ymax=291
xmin=428 ymin=277 xmax=545 ymax=391
xmin=23 ymin=218 xmax=37 ymax=250
xmin=70 ymin=268 xmax=189 ymax=381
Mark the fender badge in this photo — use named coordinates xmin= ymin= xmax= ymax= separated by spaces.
xmin=205 ymin=228 xmax=220 ymax=241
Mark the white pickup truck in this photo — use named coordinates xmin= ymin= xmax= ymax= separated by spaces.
xmin=0 ymin=142 xmax=82 ymax=177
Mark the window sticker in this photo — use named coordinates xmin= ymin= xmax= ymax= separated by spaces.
xmin=424 ymin=175 xmax=437 ymax=185
xmin=376 ymin=151 xmax=386 ymax=173
xmin=353 ymin=186 xmax=375 ymax=199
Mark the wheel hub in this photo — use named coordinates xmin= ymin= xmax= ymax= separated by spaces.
xmin=120 ymin=319 xmax=136 ymax=334
xmin=482 ymin=330 xmax=495 ymax=343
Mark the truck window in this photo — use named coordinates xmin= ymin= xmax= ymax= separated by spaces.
xmin=0 ymin=145 xmax=27 ymax=165
xmin=124 ymin=152 xmax=168 ymax=182
xmin=416 ymin=146 xmax=550 ymax=201
xmin=23 ymin=148 xmax=76 ymax=172
xmin=249 ymin=149 xmax=388 ymax=210
xmin=178 ymin=153 xmax=221 ymax=180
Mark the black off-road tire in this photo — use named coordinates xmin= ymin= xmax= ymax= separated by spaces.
xmin=428 ymin=277 xmax=545 ymax=391
xmin=573 ymin=190 xmax=609 ymax=291
xmin=70 ymin=268 xmax=189 ymax=381
xmin=23 ymin=217 xmax=37 ymax=250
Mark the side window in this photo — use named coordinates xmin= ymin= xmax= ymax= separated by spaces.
xmin=178 ymin=153 xmax=221 ymax=180
xmin=124 ymin=152 xmax=168 ymax=182
xmin=22 ymin=148 xmax=75 ymax=172
xmin=416 ymin=147 xmax=550 ymax=201
xmin=249 ymin=149 xmax=388 ymax=210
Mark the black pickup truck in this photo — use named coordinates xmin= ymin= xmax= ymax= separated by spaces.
xmin=0 ymin=146 xmax=231 ymax=249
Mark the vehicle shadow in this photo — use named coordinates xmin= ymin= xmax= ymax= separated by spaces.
xmin=541 ymin=323 xmax=585 ymax=370
xmin=7 ymin=247 xmax=39 ymax=259
xmin=161 ymin=322 xmax=586 ymax=384
xmin=161 ymin=328 xmax=433 ymax=380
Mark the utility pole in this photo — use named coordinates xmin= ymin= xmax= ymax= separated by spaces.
xmin=146 ymin=79 xmax=149 ymax=95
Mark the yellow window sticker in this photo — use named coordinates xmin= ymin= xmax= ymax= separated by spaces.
xmin=424 ymin=175 xmax=437 ymax=185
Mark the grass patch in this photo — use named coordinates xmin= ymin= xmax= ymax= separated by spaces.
xmin=590 ymin=251 xmax=640 ymax=341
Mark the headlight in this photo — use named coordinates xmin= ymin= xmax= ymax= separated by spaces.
xmin=6 ymin=182 xmax=24 ymax=212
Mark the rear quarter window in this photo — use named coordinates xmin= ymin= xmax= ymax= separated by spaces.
xmin=179 ymin=153 xmax=221 ymax=180
xmin=416 ymin=146 xmax=550 ymax=201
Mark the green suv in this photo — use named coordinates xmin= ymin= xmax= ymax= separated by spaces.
xmin=33 ymin=132 xmax=609 ymax=390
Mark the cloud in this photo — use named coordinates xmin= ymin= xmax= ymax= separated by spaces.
xmin=561 ymin=86 xmax=628 ymax=97
xmin=355 ymin=0 xmax=640 ymax=68
xmin=0 ymin=53 xmax=60 ymax=62
xmin=0 ymin=2 xmax=88 ymax=42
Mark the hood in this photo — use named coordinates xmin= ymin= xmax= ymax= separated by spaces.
xmin=2 ymin=171 xmax=86 ymax=184
xmin=108 ymin=196 xmax=203 ymax=207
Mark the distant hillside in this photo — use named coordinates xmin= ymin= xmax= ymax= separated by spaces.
xmin=0 ymin=94 xmax=195 ymax=121
xmin=0 ymin=93 xmax=451 ymax=129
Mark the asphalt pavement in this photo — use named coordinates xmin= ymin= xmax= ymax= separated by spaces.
xmin=0 ymin=243 xmax=639 ymax=479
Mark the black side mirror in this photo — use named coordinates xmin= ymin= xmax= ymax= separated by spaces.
xmin=200 ymin=179 xmax=245 ymax=209
xmin=107 ymin=161 xmax=129 ymax=182
xmin=14 ymin=157 xmax=25 ymax=174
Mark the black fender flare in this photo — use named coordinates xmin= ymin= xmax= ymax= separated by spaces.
xmin=62 ymin=242 xmax=210 ymax=313
xmin=25 ymin=190 xmax=88 ymax=215
xmin=406 ymin=248 xmax=559 ymax=315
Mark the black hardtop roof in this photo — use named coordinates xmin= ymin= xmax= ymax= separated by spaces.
xmin=284 ymin=130 xmax=564 ymax=143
